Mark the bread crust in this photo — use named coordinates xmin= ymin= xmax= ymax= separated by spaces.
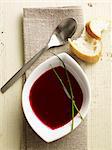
xmin=68 ymin=38 xmax=102 ymax=63
xmin=85 ymin=22 xmax=101 ymax=40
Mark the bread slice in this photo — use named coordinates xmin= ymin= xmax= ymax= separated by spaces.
xmin=68 ymin=37 xmax=102 ymax=63
xmin=86 ymin=19 xmax=108 ymax=40
xmin=68 ymin=19 xmax=109 ymax=63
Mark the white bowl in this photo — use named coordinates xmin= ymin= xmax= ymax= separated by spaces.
xmin=22 ymin=53 xmax=91 ymax=143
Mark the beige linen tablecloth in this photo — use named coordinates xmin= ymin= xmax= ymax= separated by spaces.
xmin=22 ymin=6 xmax=87 ymax=150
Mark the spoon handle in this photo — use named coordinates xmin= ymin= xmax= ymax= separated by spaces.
xmin=1 ymin=45 xmax=48 ymax=93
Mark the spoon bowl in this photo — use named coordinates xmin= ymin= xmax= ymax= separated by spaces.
xmin=48 ymin=18 xmax=77 ymax=48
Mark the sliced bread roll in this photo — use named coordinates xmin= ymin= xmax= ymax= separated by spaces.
xmin=85 ymin=19 xmax=109 ymax=40
xmin=68 ymin=19 xmax=109 ymax=63
xmin=68 ymin=37 xmax=102 ymax=63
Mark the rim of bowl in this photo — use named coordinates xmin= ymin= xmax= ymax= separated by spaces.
xmin=22 ymin=52 xmax=91 ymax=142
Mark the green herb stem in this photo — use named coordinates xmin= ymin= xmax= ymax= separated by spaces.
xmin=50 ymin=53 xmax=84 ymax=120
xmin=72 ymin=100 xmax=84 ymax=121
xmin=51 ymin=66 xmax=71 ymax=99
xmin=51 ymin=65 xmax=83 ymax=121
xmin=50 ymin=52 xmax=84 ymax=131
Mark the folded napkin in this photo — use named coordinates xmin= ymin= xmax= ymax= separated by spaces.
xmin=22 ymin=6 xmax=87 ymax=150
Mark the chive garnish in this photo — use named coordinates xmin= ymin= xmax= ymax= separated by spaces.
xmin=51 ymin=52 xmax=84 ymax=120
xmin=50 ymin=53 xmax=83 ymax=131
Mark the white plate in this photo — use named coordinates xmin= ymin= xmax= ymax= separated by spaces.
xmin=22 ymin=53 xmax=91 ymax=142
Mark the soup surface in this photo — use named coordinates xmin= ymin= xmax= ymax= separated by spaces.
xmin=29 ymin=66 xmax=83 ymax=129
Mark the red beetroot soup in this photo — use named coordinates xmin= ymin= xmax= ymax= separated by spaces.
xmin=29 ymin=66 xmax=83 ymax=130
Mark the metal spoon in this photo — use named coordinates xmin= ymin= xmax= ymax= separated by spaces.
xmin=1 ymin=18 xmax=77 ymax=93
